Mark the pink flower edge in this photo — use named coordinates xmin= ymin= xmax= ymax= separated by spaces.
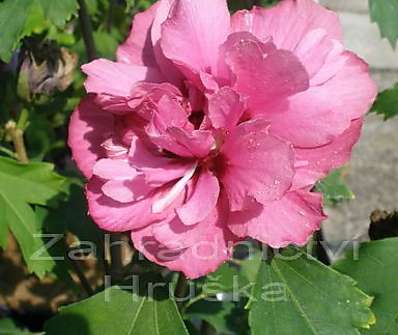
xmin=68 ymin=0 xmax=377 ymax=279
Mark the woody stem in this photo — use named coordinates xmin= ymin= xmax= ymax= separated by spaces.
xmin=5 ymin=121 xmax=29 ymax=164
xmin=175 ymin=273 xmax=189 ymax=311
xmin=77 ymin=0 xmax=97 ymax=61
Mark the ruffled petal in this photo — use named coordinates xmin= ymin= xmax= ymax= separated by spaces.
xmin=231 ymin=0 xmax=342 ymax=49
xmin=166 ymin=128 xmax=215 ymax=158
xmin=293 ymin=118 xmax=363 ymax=189
xmin=231 ymin=4 xmax=375 ymax=147
xmin=129 ymin=136 xmax=194 ymax=186
xmin=82 ymin=59 xmax=163 ymax=97
xmin=87 ymin=178 xmax=185 ymax=232
xmin=207 ymin=87 xmax=245 ymax=130
xmin=221 ymin=119 xmax=295 ymax=210
xmin=150 ymin=0 xmax=183 ymax=85
xmin=102 ymin=176 xmax=154 ymax=203
xmin=81 ymin=59 xmax=164 ymax=112
xmin=93 ymin=158 xmax=139 ymax=180
xmin=146 ymin=97 xmax=215 ymax=158
xmin=68 ymin=96 xmax=113 ymax=178
xmin=267 ymin=52 xmax=377 ymax=147
xmin=86 ymin=178 xmax=155 ymax=232
xmin=176 ymin=169 xmax=220 ymax=226
xmin=160 ymin=0 xmax=230 ymax=80
xmin=229 ymin=190 xmax=326 ymax=248
xmin=117 ymin=2 xmax=160 ymax=67
xmin=131 ymin=197 xmax=236 ymax=279
xmin=223 ymin=32 xmax=309 ymax=111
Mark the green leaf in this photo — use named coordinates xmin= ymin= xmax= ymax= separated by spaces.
xmin=94 ymin=30 xmax=120 ymax=59
xmin=125 ymin=0 xmax=136 ymax=12
xmin=0 ymin=0 xmax=33 ymax=62
xmin=0 ymin=157 xmax=68 ymax=206
xmin=36 ymin=0 xmax=79 ymax=27
xmin=334 ymin=238 xmax=398 ymax=334
xmin=44 ymin=180 xmax=104 ymax=249
xmin=22 ymin=0 xmax=48 ymax=37
xmin=371 ymin=83 xmax=398 ymax=120
xmin=0 ymin=157 xmax=68 ymax=276
xmin=0 ymin=198 xmax=8 ymax=249
xmin=369 ymin=0 xmax=398 ymax=48
xmin=45 ymin=285 xmax=190 ymax=335
xmin=316 ymin=169 xmax=354 ymax=205
xmin=0 ymin=0 xmax=78 ymax=62
xmin=204 ymin=263 xmax=240 ymax=294
xmin=239 ymin=250 xmax=262 ymax=284
xmin=0 ymin=318 xmax=40 ymax=334
xmin=186 ymin=300 xmax=235 ymax=334
xmin=249 ymin=249 xmax=375 ymax=335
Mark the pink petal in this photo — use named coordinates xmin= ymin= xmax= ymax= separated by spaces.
xmin=150 ymin=0 xmax=183 ymax=85
xmin=129 ymin=137 xmax=194 ymax=186
xmin=145 ymin=95 xmax=208 ymax=157
xmin=68 ymin=96 xmax=113 ymax=178
xmin=154 ymin=95 xmax=190 ymax=129
xmin=146 ymin=97 xmax=215 ymax=158
xmin=153 ymin=204 xmax=221 ymax=250
xmin=151 ymin=162 xmax=197 ymax=214
xmin=229 ymin=190 xmax=327 ymax=248
xmin=117 ymin=2 xmax=160 ymax=67
xmin=122 ymin=82 xmax=184 ymax=120
xmin=166 ymin=127 xmax=215 ymax=158
xmin=176 ymin=170 xmax=220 ymax=226
xmin=200 ymin=71 xmax=220 ymax=92
xmin=131 ymin=198 xmax=236 ymax=279
xmin=160 ymin=0 xmax=230 ymax=78
xmin=102 ymin=180 xmax=136 ymax=203
xmin=282 ymin=28 xmax=332 ymax=82
xmin=231 ymin=0 xmax=342 ymax=50
xmin=101 ymin=138 xmax=129 ymax=159
xmin=221 ymin=119 xmax=295 ymax=210
xmin=231 ymin=4 xmax=376 ymax=148
xmin=82 ymin=59 xmax=162 ymax=96
xmin=207 ymin=87 xmax=245 ymax=130
xmin=86 ymin=178 xmax=154 ymax=232
xmin=293 ymin=118 xmax=363 ymax=189
xmin=147 ymin=126 xmax=194 ymax=158
xmin=87 ymin=178 xmax=185 ymax=232
xmin=93 ymin=158 xmax=139 ymax=180
xmin=231 ymin=2 xmax=347 ymax=93
xmin=223 ymin=32 xmax=309 ymax=111
xmin=102 ymin=176 xmax=153 ymax=203
xmin=268 ymin=52 xmax=377 ymax=147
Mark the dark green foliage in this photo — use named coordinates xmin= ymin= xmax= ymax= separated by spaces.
xmin=372 ymin=83 xmax=398 ymax=120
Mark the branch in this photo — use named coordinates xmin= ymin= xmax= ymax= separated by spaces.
xmin=174 ymin=273 xmax=189 ymax=310
xmin=77 ymin=0 xmax=97 ymax=61
xmin=314 ymin=229 xmax=330 ymax=265
xmin=110 ymin=233 xmax=124 ymax=283
xmin=106 ymin=0 xmax=116 ymax=32
xmin=66 ymin=246 xmax=94 ymax=296
xmin=265 ymin=245 xmax=275 ymax=264
xmin=5 ymin=121 xmax=28 ymax=164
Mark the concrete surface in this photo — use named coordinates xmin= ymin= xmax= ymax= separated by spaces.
xmin=318 ymin=0 xmax=398 ymax=242
xmin=320 ymin=0 xmax=369 ymax=13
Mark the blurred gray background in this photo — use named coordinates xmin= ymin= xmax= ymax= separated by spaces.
xmin=318 ymin=0 xmax=398 ymax=242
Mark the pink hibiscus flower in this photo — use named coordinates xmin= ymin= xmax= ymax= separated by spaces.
xmin=68 ymin=0 xmax=377 ymax=278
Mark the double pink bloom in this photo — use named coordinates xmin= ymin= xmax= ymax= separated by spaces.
xmin=69 ymin=0 xmax=376 ymax=278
